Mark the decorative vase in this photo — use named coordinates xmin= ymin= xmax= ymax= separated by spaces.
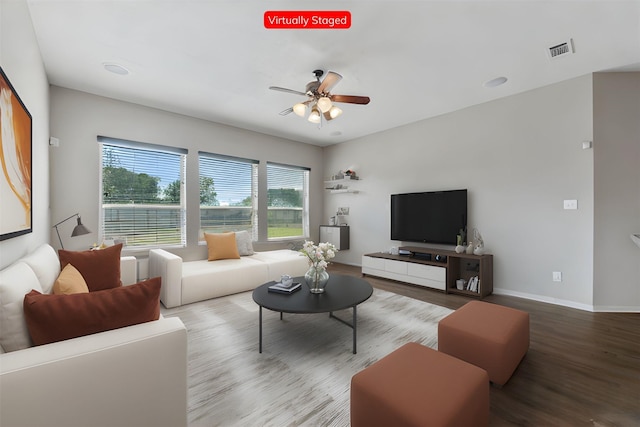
xmin=304 ymin=266 xmax=329 ymax=294
xmin=466 ymin=243 xmax=474 ymax=254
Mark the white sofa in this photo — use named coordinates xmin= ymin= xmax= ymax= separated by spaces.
xmin=0 ymin=244 xmax=188 ymax=427
xmin=149 ymin=248 xmax=309 ymax=308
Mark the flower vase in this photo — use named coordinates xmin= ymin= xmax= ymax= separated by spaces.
xmin=304 ymin=266 xmax=329 ymax=294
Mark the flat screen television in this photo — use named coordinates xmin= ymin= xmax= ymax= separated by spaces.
xmin=391 ymin=189 xmax=467 ymax=245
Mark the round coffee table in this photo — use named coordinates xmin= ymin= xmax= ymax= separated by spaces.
xmin=252 ymin=274 xmax=373 ymax=354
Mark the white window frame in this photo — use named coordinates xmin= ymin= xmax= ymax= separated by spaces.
xmin=198 ymin=151 xmax=259 ymax=241
xmin=98 ymin=136 xmax=187 ymax=249
xmin=266 ymin=162 xmax=310 ymax=241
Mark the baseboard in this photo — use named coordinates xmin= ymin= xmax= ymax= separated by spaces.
xmin=492 ymin=288 xmax=595 ymax=312
xmin=592 ymin=305 xmax=640 ymax=313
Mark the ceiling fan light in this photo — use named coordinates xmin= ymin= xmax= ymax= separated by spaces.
xmin=317 ymin=97 xmax=332 ymax=113
xmin=293 ymin=103 xmax=307 ymax=117
xmin=329 ymin=106 xmax=343 ymax=119
xmin=308 ymin=105 xmax=321 ymax=123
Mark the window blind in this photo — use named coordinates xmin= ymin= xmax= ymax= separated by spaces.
xmin=198 ymin=152 xmax=258 ymax=238
xmin=266 ymin=162 xmax=309 ymax=239
xmin=99 ymin=137 xmax=187 ymax=248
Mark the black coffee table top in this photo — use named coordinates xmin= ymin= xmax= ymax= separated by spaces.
xmin=252 ymin=274 xmax=373 ymax=314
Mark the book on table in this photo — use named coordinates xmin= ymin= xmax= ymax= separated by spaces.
xmin=268 ymin=282 xmax=302 ymax=294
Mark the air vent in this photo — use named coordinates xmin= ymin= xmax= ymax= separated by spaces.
xmin=547 ymin=39 xmax=574 ymax=60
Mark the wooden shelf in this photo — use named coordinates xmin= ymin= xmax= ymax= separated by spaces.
xmin=363 ymin=246 xmax=493 ymax=298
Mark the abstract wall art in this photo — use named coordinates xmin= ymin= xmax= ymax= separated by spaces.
xmin=0 ymin=66 xmax=32 ymax=240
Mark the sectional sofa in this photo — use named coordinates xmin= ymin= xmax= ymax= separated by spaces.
xmin=0 ymin=244 xmax=188 ymax=427
xmin=149 ymin=247 xmax=309 ymax=308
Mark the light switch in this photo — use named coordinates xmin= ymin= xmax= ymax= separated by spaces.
xmin=563 ymin=200 xmax=578 ymax=210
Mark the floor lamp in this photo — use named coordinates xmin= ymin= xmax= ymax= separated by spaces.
xmin=53 ymin=213 xmax=91 ymax=249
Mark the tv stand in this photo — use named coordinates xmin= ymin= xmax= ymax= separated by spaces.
xmin=362 ymin=246 xmax=493 ymax=298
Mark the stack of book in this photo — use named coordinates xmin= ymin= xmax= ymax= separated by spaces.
xmin=466 ymin=276 xmax=480 ymax=292
xmin=268 ymin=282 xmax=301 ymax=294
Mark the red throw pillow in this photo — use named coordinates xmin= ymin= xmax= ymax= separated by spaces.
xmin=58 ymin=243 xmax=123 ymax=292
xmin=23 ymin=277 xmax=161 ymax=346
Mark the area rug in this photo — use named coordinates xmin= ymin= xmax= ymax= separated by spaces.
xmin=162 ymin=287 xmax=453 ymax=427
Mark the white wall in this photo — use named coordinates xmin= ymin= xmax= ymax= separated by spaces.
xmin=593 ymin=73 xmax=640 ymax=311
xmin=0 ymin=0 xmax=50 ymax=268
xmin=324 ymin=75 xmax=596 ymax=310
xmin=48 ymin=87 xmax=324 ymax=261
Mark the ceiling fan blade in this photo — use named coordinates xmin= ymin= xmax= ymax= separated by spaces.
xmin=317 ymin=71 xmax=342 ymax=94
xmin=330 ymin=94 xmax=371 ymax=105
xmin=269 ymin=86 xmax=307 ymax=96
xmin=279 ymin=107 xmax=294 ymax=116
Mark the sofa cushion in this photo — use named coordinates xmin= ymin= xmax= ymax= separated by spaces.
xmin=23 ymin=277 xmax=161 ymax=346
xmin=58 ymin=243 xmax=123 ymax=292
xmin=235 ymin=230 xmax=255 ymax=256
xmin=181 ymin=258 xmax=268 ymax=305
xmin=20 ymin=244 xmax=61 ymax=294
xmin=0 ymin=262 xmax=42 ymax=352
xmin=53 ymin=264 xmax=89 ymax=295
xmin=205 ymin=232 xmax=240 ymax=261
xmin=250 ymin=250 xmax=309 ymax=281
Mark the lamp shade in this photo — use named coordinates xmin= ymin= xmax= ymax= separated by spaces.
xmin=317 ymin=97 xmax=332 ymax=113
xmin=329 ymin=106 xmax=343 ymax=119
xmin=293 ymin=103 xmax=307 ymax=117
xmin=308 ymin=105 xmax=321 ymax=123
xmin=71 ymin=217 xmax=91 ymax=237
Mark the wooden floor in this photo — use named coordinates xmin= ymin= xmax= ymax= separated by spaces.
xmin=329 ymin=263 xmax=640 ymax=426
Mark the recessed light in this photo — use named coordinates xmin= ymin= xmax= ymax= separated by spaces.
xmin=483 ymin=76 xmax=508 ymax=88
xmin=103 ymin=62 xmax=129 ymax=76
xmin=330 ymin=131 xmax=342 ymax=137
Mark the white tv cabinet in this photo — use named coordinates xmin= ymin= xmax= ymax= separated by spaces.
xmin=362 ymin=246 xmax=493 ymax=298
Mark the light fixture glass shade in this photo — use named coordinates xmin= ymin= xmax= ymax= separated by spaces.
xmin=293 ymin=103 xmax=307 ymax=117
xmin=329 ymin=106 xmax=343 ymax=119
xmin=308 ymin=105 xmax=321 ymax=123
xmin=317 ymin=97 xmax=332 ymax=113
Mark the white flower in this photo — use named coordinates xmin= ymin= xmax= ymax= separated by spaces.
xmin=300 ymin=240 xmax=338 ymax=270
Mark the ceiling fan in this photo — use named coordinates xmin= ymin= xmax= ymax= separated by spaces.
xmin=269 ymin=69 xmax=370 ymax=124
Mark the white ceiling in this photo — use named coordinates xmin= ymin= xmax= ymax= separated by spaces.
xmin=27 ymin=0 xmax=640 ymax=147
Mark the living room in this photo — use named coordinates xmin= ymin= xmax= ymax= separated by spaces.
xmin=1 ymin=0 xmax=639 ymax=425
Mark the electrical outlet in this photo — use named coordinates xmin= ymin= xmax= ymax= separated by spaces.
xmin=552 ymin=271 xmax=562 ymax=282
xmin=563 ymin=200 xmax=578 ymax=210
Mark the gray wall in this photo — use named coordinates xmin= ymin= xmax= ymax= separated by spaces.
xmin=48 ymin=87 xmax=324 ymax=261
xmin=325 ymin=73 xmax=640 ymax=312
xmin=593 ymin=73 xmax=640 ymax=310
xmin=325 ymin=76 xmax=597 ymax=310
xmin=0 ymin=0 xmax=50 ymax=268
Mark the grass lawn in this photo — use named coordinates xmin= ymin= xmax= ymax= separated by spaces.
xmin=268 ymin=226 xmax=303 ymax=239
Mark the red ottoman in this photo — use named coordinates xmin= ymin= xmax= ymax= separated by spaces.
xmin=438 ymin=301 xmax=529 ymax=386
xmin=351 ymin=342 xmax=489 ymax=427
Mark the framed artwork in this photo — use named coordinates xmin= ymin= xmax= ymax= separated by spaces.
xmin=0 ymin=66 xmax=32 ymax=240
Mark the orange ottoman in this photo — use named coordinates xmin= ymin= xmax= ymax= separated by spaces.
xmin=351 ymin=342 xmax=489 ymax=427
xmin=438 ymin=301 xmax=529 ymax=386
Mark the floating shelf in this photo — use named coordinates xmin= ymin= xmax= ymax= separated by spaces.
xmin=329 ymin=189 xmax=359 ymax=194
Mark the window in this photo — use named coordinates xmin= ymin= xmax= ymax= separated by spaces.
xmin=267 ymin=162 xmax=309 ymax=240
xmin=198 ymin=152 xmax=258 ymax=239
xmin=98 ymin=136 xmax=187 ymax=248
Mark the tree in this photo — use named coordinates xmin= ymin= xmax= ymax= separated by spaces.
xmin=237 ymin=196 xmax=253 ymax=206
xmin=268 ymin=188 xmax=302 ymax=207
xmin=199 ymin=176 xmax=218 ymax=206
xmin=102 ymin=166 xmax=160 ymax=204
xmin=163 ymin=180 xmax=181 ymax=203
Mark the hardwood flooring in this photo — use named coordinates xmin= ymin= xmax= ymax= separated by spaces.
xmin=329 ymin=263 xmax=640 ymax=426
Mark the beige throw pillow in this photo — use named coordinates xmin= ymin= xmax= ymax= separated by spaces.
xmin=53 ymin=264 xmax=90 ymax=295
xmin=205 ymin=232 xmax=240 ymax=261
